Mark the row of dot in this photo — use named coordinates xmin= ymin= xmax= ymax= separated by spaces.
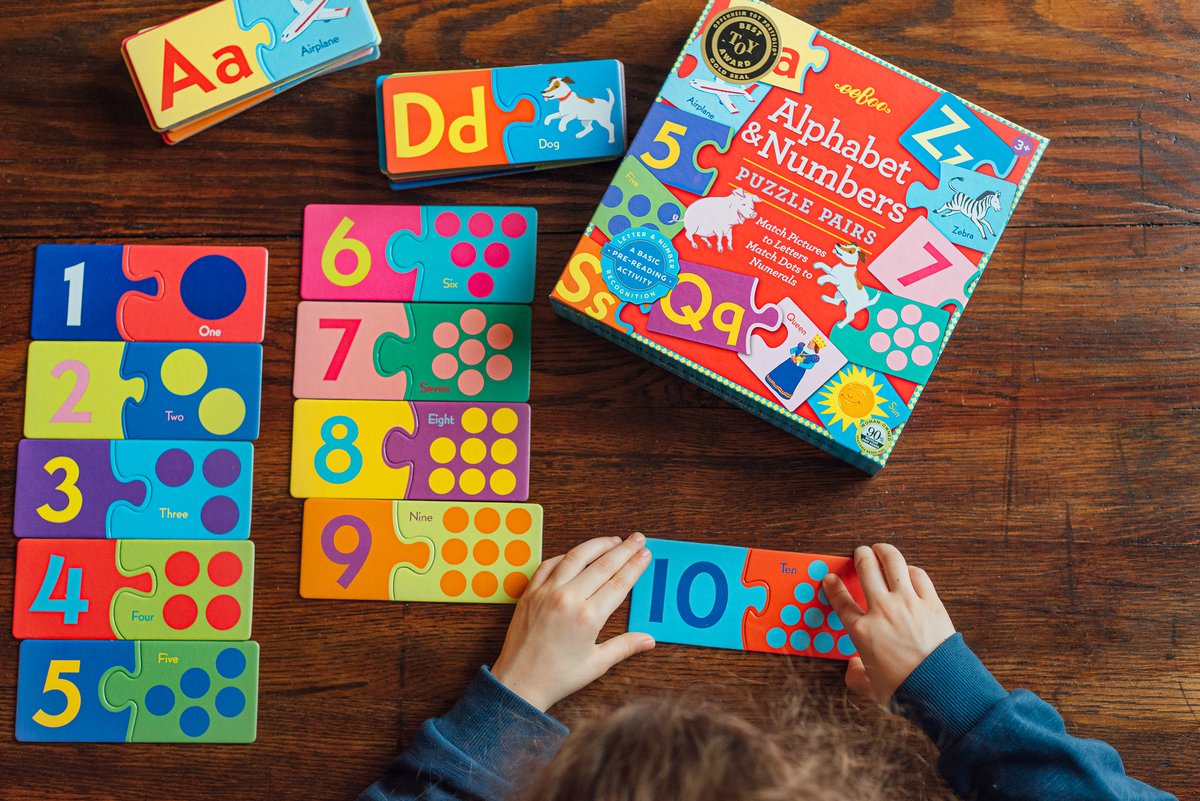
xmin=461 ymin=407 xmax=519 ymax=435
xmin=440 ymin=569 xmax=529 ymax=599
xmin=440 ymin=537 xmax=532 ymax=568
xmin=429 ymin=437 xmax=519 ymax=466
xmin=427 ymin=468 xmax=517 ymax=496
xmin=441 ymin=506 xmax=532 ymax=535
xmin=158 ymin=349 xmax=246 ymax=436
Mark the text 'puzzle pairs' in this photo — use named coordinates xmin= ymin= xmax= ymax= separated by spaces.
xmin=551 ymin=0 xmax=1048 ymax=473
xmin=16 ymin=640 xmax=258 ymax=742
xmin=122 ymin=0 xmax=381 ymax=142
xmin=377 ymin=60 xmax=627 ymax=188
xmin=629 ymin=538 xmax=865 ymax=661
xmin=300 ymin=499 xmax=542 ymax=602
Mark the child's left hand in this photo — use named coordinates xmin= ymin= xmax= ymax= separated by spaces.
xmin=491 ymin=533 xmax=655 ymax=711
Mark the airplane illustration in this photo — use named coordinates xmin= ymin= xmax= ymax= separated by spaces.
xmin=280 ymin=0 xmax=351 ymax=43
xmin=688 ymin=78 xmax=758 ymax=114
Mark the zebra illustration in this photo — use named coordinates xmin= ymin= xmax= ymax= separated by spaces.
xmin=933 ymin=178 xmax=1004 ymax=239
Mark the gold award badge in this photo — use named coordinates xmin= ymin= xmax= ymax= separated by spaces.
xmin=702 ymin=7 xmax=781 ymax=84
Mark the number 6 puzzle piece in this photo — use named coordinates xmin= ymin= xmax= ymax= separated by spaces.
xmin=300 ymin=498 xmax=542 ymax=602
xmin=293 ymin=301 xmax=531 ymax=401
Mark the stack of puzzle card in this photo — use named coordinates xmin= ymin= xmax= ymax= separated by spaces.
xmin=376 ymin=60 xmax=628 ymax=189
xmin=290 ymin=205 xmax=544 ymax=603
xmin=13 ymin=244 xmax=267 ymax=743
xmin=122 ymin=0 xmax=381 ymax=143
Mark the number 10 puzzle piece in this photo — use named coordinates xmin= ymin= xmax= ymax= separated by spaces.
xmin=629 ymin=538 xmax=865 ymax=660
xmin=17 ymin=640 xmax=258 ymax=742
xmin=301 ymin=498 xmax=542 ymax=602
xmin=13 ymin=539 xmax=254 ymax=640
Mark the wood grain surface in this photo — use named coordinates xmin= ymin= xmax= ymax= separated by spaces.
xmin=0 ymin=0 xmax=1197 ymax=798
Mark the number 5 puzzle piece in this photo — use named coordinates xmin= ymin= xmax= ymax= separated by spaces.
xmin=630 ymin=101 xmax=732 ymax=196
xmin=16 ymin=640 xmax=137 ymax=741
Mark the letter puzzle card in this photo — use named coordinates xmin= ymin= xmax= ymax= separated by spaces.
xmin=290 ymin=399 xmax=529 ymax=501
xmin=294 ymin=301 xmax=531 ymax=402
xmin=24 ymin=341 xmax=262 ymax=441
xmin=629 ymin=538 xmax=865 ymax=660
xmin=16 ymin=640 xmax=258 ymax=742
xmin=301 ymin=204 xmax=537 ymax=303
xmin=32 ymin=244 xmax=267 ymax=342
xmin=300 ymin=499 xmax=542 ymax=602
xmin=550 ymin=0 xmax=1048 ymax=473
xmin=15 ymin=439 xmax=253 ymax=540
xmin=13 ymin=539 xmax=254 ymax=640
xmin=377 ymin=60 xmax=627 ymax=186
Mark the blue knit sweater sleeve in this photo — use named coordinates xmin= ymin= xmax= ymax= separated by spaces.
xmin=358 ymin=666 xmax=568 ymax=801
xmin=894 ymin=634 xmax=1176 ymax=801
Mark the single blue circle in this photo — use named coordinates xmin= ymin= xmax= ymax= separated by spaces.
xmin=602 ymin=185 xmax=623 ymax=208
xmin=144 ymin=684 xmax=175 ymax=716
xmin=180 ymin=255 xmax=247 ymax=321
xmin=780 ymin=605 xmax=801 ymax=626
xmin=837 ymin=635 xmax=857 ymax=656
xmin=817 ymin=588 xmax=828 ymax=605
xmin=814 ymin=632 xmax=835 ymax=653
xmin=216 ymin=647 xmax=247 ymax=679
xmin=643 ymin=223 xmax=659 ymax=231
xmin=179 ymin=706 xmax=210 ymax=738
xmin=804 ymin=607 xmax=825 ymax=628
xmin=766 ymin=627 xmax=787 ymax=649
xmin=828 ymin=611 xmax=844 ymax=631
xmin=807 ymin=560 xmax=829 ymax=581
xmin=608 ymin=215 xmax=631 ymax=235
xmin=627 ymin=194 xmax=651 ymax=217
xmin=215 ymin=687 xmax=246 ymax=718
xmin=790 ymin=629 xmax=810 ymax=651
xmin=180 ymin=667 xmax=211 ymax=699
xmin=794 ymin=583 xmax=815 ymax=603
xmin=658 ymin=203 xmax=682 ymax=225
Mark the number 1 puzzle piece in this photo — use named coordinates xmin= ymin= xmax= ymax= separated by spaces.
xmin=647 ymin=260 xmax=780 ymax=353
xmin=301 ymin=498 xmax=542 ymax=603
xmin=630 ymin=101 xmax=732 ymax=195
xmin=904 ymin=163 xmax=1018 ymax=255
xmin=32 ymin=245 xmax=154 ymax=340
xmin=594 ymin=157 xmax=686 ymax=239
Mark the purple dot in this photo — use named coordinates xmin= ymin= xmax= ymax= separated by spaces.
xmin=203 ymin=449 xmax=241 ymax=488
xmin=201 ymin=496 xmax=240 ymax=536
xmin=156 ymin=449 xmax=194 ymax=487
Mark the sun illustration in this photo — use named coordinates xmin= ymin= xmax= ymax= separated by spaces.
xmin=816 ymin=366 xmax=888 ymax=431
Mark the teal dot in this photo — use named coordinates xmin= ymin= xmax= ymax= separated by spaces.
xmin=790 ymin=630 xmax=810 ymax=651
xmin=794 ymin=583 xmax=815 ymax=603
xmin=808 ymin=560 xmax=829 ymax=581
xmin=780 ymin=605 xmax=801 ymax=626
xmin=818 ymin=588 xmax=828 ymax=605
xmin=837 ymin=635 xmax=857 ymax=656
xmin=814 ymin=632 xmax=834 ymax=653
xmin=828 ymin=611 xmax=844 ymax=631
xmin=804 ymin=607 xmax=825 ymax=628
xmin=766 ymin=628 xmax=787 ymax=649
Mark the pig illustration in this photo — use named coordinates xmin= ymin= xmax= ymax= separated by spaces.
xmin=682 ymin=188 xmax=761 ymax=252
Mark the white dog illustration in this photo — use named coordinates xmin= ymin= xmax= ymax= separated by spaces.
xmin=541 ymin=77 xmax=617 ymax=143
xmin=682 ymin=188 xmax=760 ymax=253
xmin=815 ymin=243 xmax=878 ymax=328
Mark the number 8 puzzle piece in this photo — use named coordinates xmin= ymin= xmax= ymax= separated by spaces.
xmin=301 ymin=498 xmax=542 ymax=602
xmin=16 ymin=640 xmax=258 ymax=742
xmin=13 ymin=539 xmax=254 ymax=640
xmin=32 ymin=244 xmax=267 ymax=342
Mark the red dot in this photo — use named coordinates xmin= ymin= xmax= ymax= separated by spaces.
xmin=435 ymin=212 xmax=460 ymax=236
xmin=206 ymin=595 xmax=241 ymax=631
xmin=164 ymin=551 xmax=200 ymax=586
xmin=451 ymin=242 xmax=476 ymax=267
xmin=484 ymin=242 xmax=510 ymax=267
xmin=501 ymin=212 xmax=527 ymax=238
xmin=467 ymin=272 xmax=494 ymax=298
xmin=207 ymin=551 xmax=243 ymax=587
xmin=163 ymin=594 xmax=198 ymax=630
xmin=468 ymin=213 xmax=494 ymax=237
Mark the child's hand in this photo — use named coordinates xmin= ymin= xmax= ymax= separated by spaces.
xmin=491 ymin=533 xmax=655 ymax=711
xmin=822 ymin=543 xmax=955 ymax=704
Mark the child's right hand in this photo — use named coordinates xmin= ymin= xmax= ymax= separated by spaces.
xmin=822 ymin=543 xmax=956 ymax=704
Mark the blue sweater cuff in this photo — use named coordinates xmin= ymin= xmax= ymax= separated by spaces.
xmin=893 ymin=633 xmax=1008 ymax=749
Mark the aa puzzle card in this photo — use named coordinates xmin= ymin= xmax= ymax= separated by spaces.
xmin=551 ymin=0 xmax=1048 ymax=472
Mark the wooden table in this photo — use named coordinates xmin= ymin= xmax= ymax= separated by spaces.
xmin=1 ymin=1 xmax=1197 ymax=798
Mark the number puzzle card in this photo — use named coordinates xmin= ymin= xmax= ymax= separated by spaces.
xmin=300 ymin=499 xmax=542 ymax=602
xmin=24 ymin=341 xmax=262 ymax=441
xmin=629 ymin=538 xmax=865 ymax=660
xmin=13 ymin=539 xmax=254 ymax=640
xmin=293 ymin=301 xmax=531 ymax=401
xmin=550 ymin=0 xmax=1047 ymax=473
xmin=290 ymin=399 xmax=530 ymax=501
xmin=16 ymin=640 xmax=258 ymax=742
xmin=32 ymin=244 xmax=267 ymax=342
xmin=15 ymin=440 xmax=253 ymax=540
xmin=302 ymin=205 xmax=537 ymax=303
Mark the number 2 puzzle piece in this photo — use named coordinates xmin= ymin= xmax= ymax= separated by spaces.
xmin=827 ymin=291 xmax=952 ymax=385
xmin=647 ymin=260 xmax=780 ymax=353
xmin=899 ymin=93 xmax=1018 ymax=180
xmin=14 ymin=440 xmax=147 ymax=538
xmin=17 ymin=640 xmax=137 ymax=741
xmin=594 ymin=157 xmax=686 ymax=239
xmin=812 ymin=364 xmax=912 ymax=455
xmin=630 ymin=100 xmax=732 ymax=195
xmin=867 ymin=216 xmax=980 ymax=310
xmin=905 ymin=163 xmax=1019 ymax=255
xmin=32 ymin=245 xmax=155 ymax=340
xmin=25 ymin=342 xmax=145 ymax=440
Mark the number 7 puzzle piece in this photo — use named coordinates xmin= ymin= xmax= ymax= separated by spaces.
xmin=300 ymin=498 xmax=542 ymax=602
xmin=293 ymin=301 xmax=531 ymax=401
xmin=17 ymin=640 xmax=258 ymax=742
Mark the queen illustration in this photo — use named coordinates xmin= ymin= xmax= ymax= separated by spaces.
xmin=765 ymin=335 xmax=827 ymax=401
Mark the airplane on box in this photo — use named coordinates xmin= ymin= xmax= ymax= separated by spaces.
xmin=281 ymin=0 xmax=351 ymax=43
xmin=688 ymin=77 xmax=758 ymax=114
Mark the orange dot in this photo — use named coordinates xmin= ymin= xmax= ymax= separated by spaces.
xmin=474 ymin=539 xmax=499 ymax=566
xmin=472 ymin=571 xmax=498 ymax=597
xmin=474 ymin=507 xmax=500 ymax=534
xmin=440 ymin=570 xmax=466 ymax=597
xmin=504 ymin=572 xmax=530 ymax=598
xmin=442 ymin=538 xmax=468 ymax=565
xmin=443 ymin=507 xmax=469 ymax=533
xmin=505 ymin=540 xmax=531 ymax=566
xmin=506 ymin=508 xmax=532 ymax=535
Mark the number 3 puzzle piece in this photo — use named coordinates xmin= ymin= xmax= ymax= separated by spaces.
xmin=14 ymin=439 xmax=147 ymax=538
xmin=16 ymin=640 xmax=138 ymax=741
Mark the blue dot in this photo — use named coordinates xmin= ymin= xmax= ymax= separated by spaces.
xmin=804 ymin=607 xmax=825 ymax=628
xmin=628 ymin=194 xmax=651 ymax=217
xmin=794 ymin=583 xmax=815 ymax=603
xmin=807 ymin=560 xmax=829 ymax=581
xmin=608 ymin=215 xmax=631 ymax=235
xmin=216 ymin=648 xmax=246 ymax=679
xmin=643 ymin=223 xmax=659 ymax=231
xmin=828 ymin=611 xmax=844 ymax=631
xmin=180 ymin=255 xmax=247 ymax=321
xmin=659 ymin=203 xmax=681 ymax=225
xmin=144 ymin=685 xmax=175 ymax=716
xmin=602 ymin=185 xmax=623 ymax=208
xmin=766 ymin=627 xmax=787 ymax=649
xmin=837 ymin=635 xmax=857 ymax=656
xmin=215 ymin=687 xmax=246 ymax=718
xmin=818 ymin=588 xmax=828 ymax=605
xmin=180 ymin=668 xmax=210 ymax=699
xmin=790 ymin=630 xmax=810 ymax=651
xmin=180 ymin=706 xmax=210 ymax=738
xmin=780 ymin=605 xmax=801 ymax=626
xmin=814 ymin=632 xmax=835 ymax=653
